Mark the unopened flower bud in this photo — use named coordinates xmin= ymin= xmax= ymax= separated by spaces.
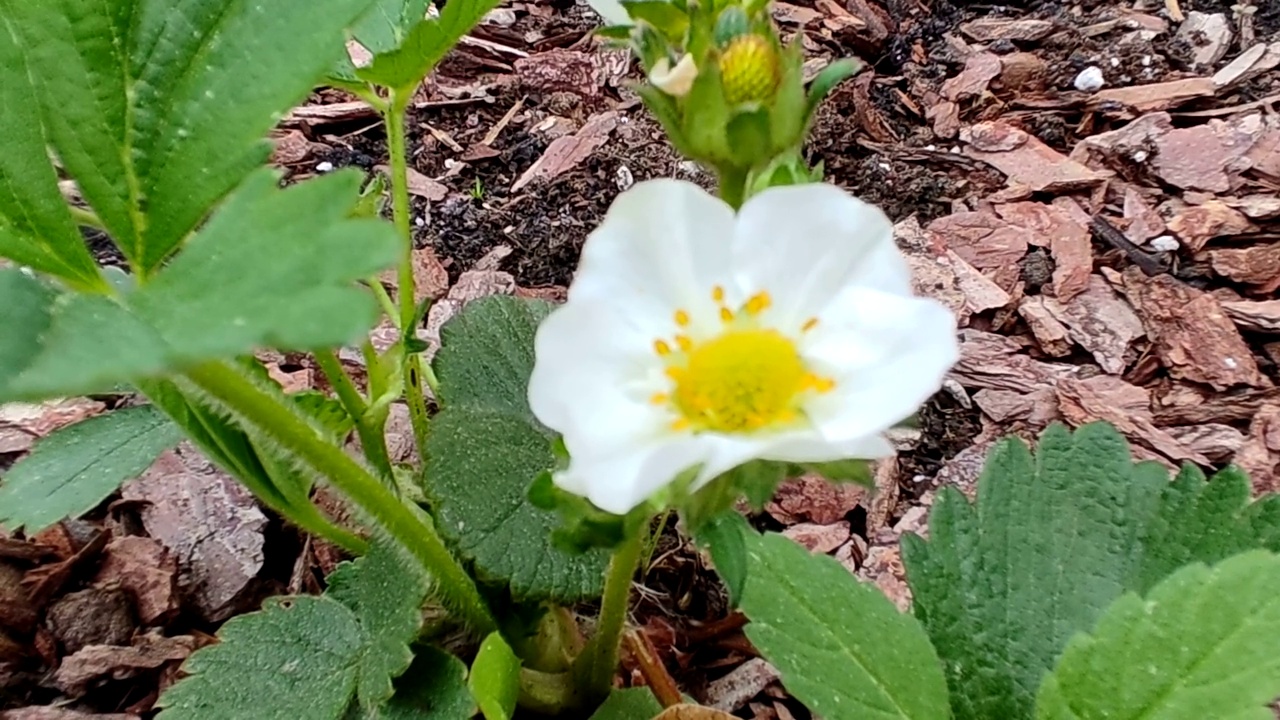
xmin=649 ymin=54 xmax=698 ymax=97
xmin=719 ymin=35 xmax=780 ymax=105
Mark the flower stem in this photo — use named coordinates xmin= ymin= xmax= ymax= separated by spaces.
xmin=576 ymin=524 xmax=648 ymax=706
xmin=314 ymin=348 xmax=395 ymax=481
xmin=384 ymin=90 xmax=433 ymax=452
xmin=182 ymin=360 xmax=498 ymax=636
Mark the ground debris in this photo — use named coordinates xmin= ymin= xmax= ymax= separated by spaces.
xmin=121 ymin=444 xmax=266 ymax=622
xmin=1055 ymin=375 xmax=1210 ymax=466
xmin=92 ymin=536 xmax=178 ymax=626
xmin=962 ymin=121 xmax=1108 ymax=193
xmin=1122 ymin=270 xmax=1266 ymax=390
xmin=52 ymin=632 xmax=197 ymax=696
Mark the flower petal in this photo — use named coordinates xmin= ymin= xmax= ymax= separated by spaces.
xmin=529 ymin=300 xmax=669 ymax=450
xmin=569 ymin=180 xmax=736 ymax=330
xmin=556 ymin=437 xmax=711 ymax=515
xmin=759 ymin=431 xmax=894 ymax=463
xmin=731 ymin=183 xmax=910 ymax=328
xmin=801 ymin=287 xmax=958 ymax=440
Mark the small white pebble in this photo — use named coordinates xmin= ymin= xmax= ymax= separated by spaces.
xmin=1109 ymin=57 xmax=1121 ymax=67
xmin=949 ymin=146 xmax=961 ymax=153
xmin=1224 ymin=357 xmax=1239 ymax=369
xmin=925 ymin=144 xmax=937 ymax=151
xmin=444 ymin=159 xmax=459 ymax=169
xmin=615 ymin=164 xmax=634 ymax=190
xmin=877 ymin=162 xmax=892 ymax=171
xmin=1141 ymin=55 xmax=1152 ymax=66
xmin=1150 ymin=235 xmax=1180 ymax=252
xmin=1074 ymin=66 xmax=1106 ymax=91
xmin=1131 ymin=149 xmax=1150 ymax=163
xmin=314 ymin=161 xmax=334 ymax=173
xmin=414 ymin=216 xmax=425 ymax=227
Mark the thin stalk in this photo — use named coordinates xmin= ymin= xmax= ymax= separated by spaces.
xmin=314 ymin=349 xmax=395 ymax=480
xmin=384 ymin=90 xmax=433 ymax=448
xmin=67 ymin=205 xmax=107 ymax=232
xmin=575 ymin=525 xmax=648 ymax=706
xmin=182 ymin=360 xmax=498 ymax=635
xmin=366 ymin=277 xmax=401 ymax=327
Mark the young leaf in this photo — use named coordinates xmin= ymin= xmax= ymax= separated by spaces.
xmin=740 ymin=532 xmax=950 ymax=720
xmin=352 ymin=0 xmax=431 ymax=54
xmin=157 ymin=596 xmax=367 ymax=720
xmin=327 ymin=540 xmax=432 ymax=714
xmin=2 ymin=170 xmax=398 ymax=402
xmin=425 ymin=295 xmax=609 ymax=602
xmin=0 ymin=405 xmax=181 ymax=533
xmin=588 ymin=688 xmax=664 ymax=720
xmin=693 ymin=510 xmax=750 ymax=607
xmin=357 ymin=0 xmax=504 ymax=91
xmin=381 ymin=646 xmax=476 ymax=720
xmin=901 ymin=422 xmax=1280 ymax=720
xmin=1 ymin=0 xmax=380 ymax=274
xmin=468 ymin=632 xmax=520 ymax=720
xmin=0 ymin=15 xmax=101 ymax=288
xmin=1035 ymin=551 xmax=1280 ymax=720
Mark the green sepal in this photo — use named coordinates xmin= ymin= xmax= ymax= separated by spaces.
xmin=592 ymin=25 xmax=636 ymax=41
xmin=725 ymin=108 xmax=772 ymax=168
xmin=678 ymin=460 xmax=788 ymax=534
xmin=633 ymin=23 xmax=675 ymax=74
xmin=681 ymin=62 xmax=734 ymax=167
xmin=769 ymin=40 xmax=807 ymax=148
xmin=636 ymin=84 xmax=697 ymax=159
xmin=527 ymin=471 xmax=655 ymax=554
xmin=747 ymin=152 xmax=823 ymax=195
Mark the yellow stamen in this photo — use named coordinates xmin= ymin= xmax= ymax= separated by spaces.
xmin=650 ymin=392 xmax=669 ymax=405
xmin=744 ymin=291 xmax=771 ymax=315
xmin=676 ymin=335 xmax=693 ymax=352
xmin=654 ymin=339 xmax=672 ymax=356
xmin=802 ymin=317 xmax=819 ymax=332
xmin=674 ymin=309 xmax=690 ymax=327
xmin=712 ymin=285 xmax=725 ymax=303
xmin=670 ymin=418 xmax=691 ymax=431
xmin=719 ymin=306 xmax=734 ymax=323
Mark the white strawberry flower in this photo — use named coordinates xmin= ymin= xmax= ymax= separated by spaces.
xmin=528 ymin=180 xmax=958 ymax=515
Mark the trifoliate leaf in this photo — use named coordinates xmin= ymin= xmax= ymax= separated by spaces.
xmin=1035 ymin=551 xmax=1280 ymax=720
xmin=0 ymin=16 xmax=100 ymax=288
xmin=901 ymin=422 xmax=1280 ymax=720
xmin=2 ymin=170 xmax=398 ymax=402
xmin=589 ymin=689 xmax=664 ymax=720
xmin=1 ymin=0 xmax=379 ymax=274
xmin=740 ymin=532 xmax=950 ymax=720
xmin=0 ymin=405 xmax=181 ymax=533
xmin=327 ymin=540 xmax=432 ymax=714
xmin=357 ymin=0 xmax=504 ymax=91
xmin=425 ymin=296 xmax=608 ymax=602
xmin=468 ymin=632 xmax=520 ymax=720
xmin=157 ymin=596 xmax=367 ymax=720
xmin=381 ymin=646 xmax=476 ymax=720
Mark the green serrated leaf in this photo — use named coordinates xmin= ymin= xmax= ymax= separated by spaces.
xmin=425 ymin=295 xmax=609 ymax=602
xmin=381 ymin=646 xmax=476 ymax=720
xmin=2 ymin=170 xmax=398 ymax=402
xmin=358 ymin=0 xmax=504 ymax=91
xmin=1135 ymin=464 xmax=1280 ymax=593
xmin=1035 ymin=550 xmax=1280 ymax=720
xmin=327 ymin=540 xmax=432 ymax=714
xmin=741 ymin=532 xmax=950 ymax=720
xmin=0 ymin=14 xmax=101 ymax=288
xmin=469 ymin=632 xmax=520 ymax=720
xmin=1 ymin=0 xmax=380 ymax=274
xmin=0 ymin=269 xmax=55 ymax=399
xmin=588 ymin=688 xmax=664 ymax=720
xmin=902 ymin=422 xmax=1280 ymax=720
xmin=353 ymin=0 xmax=431 ymax=54
xmin=0 ymin=405 xmax=181 ymax=533
xmin=157 ymin=596 xmax=366 ymax=720
xmin=694 ymin=510 xmax=750 ymax=607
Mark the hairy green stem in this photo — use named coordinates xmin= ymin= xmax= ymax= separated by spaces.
xmin=385 ymin=90 xmax=433 ymax=451
xmin=366 ymin=276 xmax=401 ymax=327
xmin=314 ymin=349 xmax=395 ymax=480
xmin=576 ymin=526 xmax=648 ymax=706
xmin=182 ymin=360 xmax=498 ymax=635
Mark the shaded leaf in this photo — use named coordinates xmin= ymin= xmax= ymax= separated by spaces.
xmin=328 ymin=540 xmax=432 ymax=714
xmin=425 ymin=296 xmax=608 ymax=602
xmin=157 ymin=596 xmax=366 ymax=720
xmin=469 ymin=632 xmax=520 ymax=720
xmin=0 ymin=405 xmax=181 ymax=533
xmin=588 ymin=688 xmax=663 ymax=720
xmin=1035 ymin=551 xmax=1280 ymax=720
xmin=741 ymin=532 xmax=949 ymax=720
xmin=694 ymin=510 xmax=750 ymax=607
xmin=381 ymin=646 xmax=476 ymax=720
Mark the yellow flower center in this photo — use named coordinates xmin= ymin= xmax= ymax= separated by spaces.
xmin=651 ymin=287 xmax=833 ymax=434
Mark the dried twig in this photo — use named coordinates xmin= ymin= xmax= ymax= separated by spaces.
xmin=623 ymin=630 xmax=683 ymax=708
